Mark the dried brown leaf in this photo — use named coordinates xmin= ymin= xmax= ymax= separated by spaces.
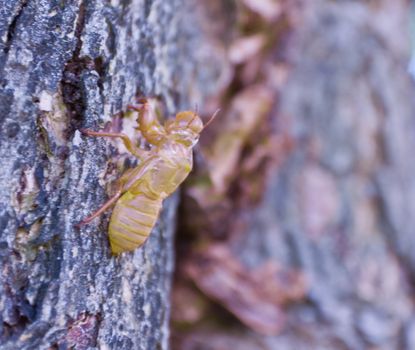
xmin=184 ymin=244 xmax=307 ymax=335
xmin=240 ymin=0 xmax=283 ymax=22
xmin=171 ymin=281 xmax=208 ymax=325
xmin=233 ymin=133 xmax=293 ymax=204
xmin=172 ymin=329 xmax=268 ymax=350
xmin=207 ymin=85 xmax=274 ymax=195
xmin=229 ymin=34 xmax=266 ymax=64
xmin=183 ymin=184 xmax=232 ymax=239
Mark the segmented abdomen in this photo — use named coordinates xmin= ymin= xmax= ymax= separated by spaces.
xmin=108 ymin=191 xmax=162 ymax=254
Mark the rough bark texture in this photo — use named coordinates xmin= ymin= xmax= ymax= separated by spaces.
xmin=233 ymin=1 xmax=415 ymax=349
xmin=0 ymin=1 xmax=225 ymax=349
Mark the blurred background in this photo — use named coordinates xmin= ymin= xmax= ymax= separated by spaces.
xmin=171 ymin=1 xmax=415 ymax=349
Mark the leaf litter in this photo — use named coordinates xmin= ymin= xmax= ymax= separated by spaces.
xmin=172 ymin=0 xmax=305 ymax=344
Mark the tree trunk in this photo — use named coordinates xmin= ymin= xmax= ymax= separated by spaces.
xmin=234 ymin=1 xmax=415 ymax=349
xmin=172 ymin=1 xmax=415 ymax=350
xmin=0 ymin=1 xmax=225 ymax=349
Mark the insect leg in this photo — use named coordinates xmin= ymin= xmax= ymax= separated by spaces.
xmin=127 ymin=97 xmax=148 ymax=112
xmin=128 ymin=100 xmax=167 ymax=146
xmin=80 ymin=129 xmax=148 ymax=159
xmin=76 ymin=188 xmax=123 ymax=227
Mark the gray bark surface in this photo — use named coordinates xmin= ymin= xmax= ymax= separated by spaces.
xmin=0 ymin=1 xmax=224 ymax=349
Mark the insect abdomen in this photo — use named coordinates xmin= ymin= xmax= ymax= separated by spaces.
xmin=108 ymin=192 xmax=162 ymax=254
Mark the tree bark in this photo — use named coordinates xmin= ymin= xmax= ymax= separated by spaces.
xmin=233 ymin=1 xmax=415 ymax=349
xmin=172 ymin=1 xmax=415 ymax=350
xmin=0 ymin=1 xmax=225 ymax=349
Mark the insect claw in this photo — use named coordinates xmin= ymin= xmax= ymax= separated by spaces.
xmin=127 ymin=105 xmax=139 ymax=111
xmin=75 ymin=217 xmax=96 ymax=229
xmin=136 ymin=97 xmax=148 ymax=103
xmin=74 ymin=221 xmax=85 ymax=229
xmin=79 ymin=128 xmax=91 ymax=135
xmin=127 ymin=103 xmax=147 ymax=112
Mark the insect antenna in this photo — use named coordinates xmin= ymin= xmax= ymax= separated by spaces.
xmin=202 ymin=109 xmax=220 ymax=130
xmin=186 ymin=110 xmax=199 ymax=128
